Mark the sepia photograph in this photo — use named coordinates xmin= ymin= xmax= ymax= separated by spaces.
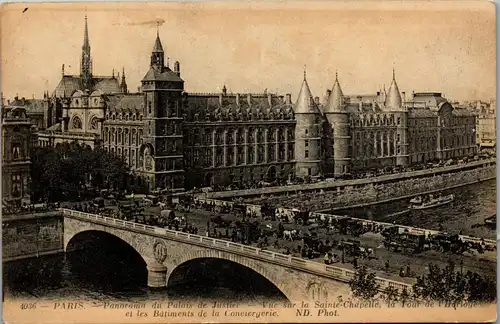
xmin=0 ymin=1 xmax=497 ymax=323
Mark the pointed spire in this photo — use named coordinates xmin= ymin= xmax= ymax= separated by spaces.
xmin=83 ymin=10 xmax=90 ymax=50
xmin=325 ymin=72 xmax=345 ymax=113
xmin=81 ymin=12 xmax=93 ymax=87
xmin=385 ymin=69 xmax=402 ymax=110
xmin=120 ymin=66 xmax=128 ymax=94
xmin=153 ymin=21 xmax=164 ymax=52
xmin=294 ymin=71 xmax=318 ymax=114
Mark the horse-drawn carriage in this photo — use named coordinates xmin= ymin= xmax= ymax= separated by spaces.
xmin=428 ymin=233 xmax=469 ymax=254
xmin=338 ymin=239 xmax=374 ymax=259
xmin=210 ymin=215 xmax=232 ymax=228
xmin=335 ymin=217 xmax=366 ymax=237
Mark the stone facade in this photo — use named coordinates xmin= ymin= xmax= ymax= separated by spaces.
xmin=2 ymin=213 xmax=63 ymax=261
xmin=36 ymin=17 xmax=477 ymax=192
xmin=63 ymin=215 xmax=354 ymax=302
xmin=2 ymin=104 xmax=34 ymax=205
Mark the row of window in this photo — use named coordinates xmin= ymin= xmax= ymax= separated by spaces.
xmin=351 ymin=115 xmax=400 ymax=127
xmin=106 ymin=112 xmax=144 ymax=121
xmin=188 ymin=144 xmax=295 ymax=168
xmin=187 ymin=110 xmax=294 ymax=123
xmin=190 ymin=127 xmax=294 ymax=146
xmin=147 ymin=99 xmax=182 ymax=118
xmin=103 ymin=127 xmax=144 ymax=146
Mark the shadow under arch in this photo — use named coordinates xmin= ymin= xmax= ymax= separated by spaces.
xmin=167 ymin=257 xmax=290 ymax=302
xmin=65 ymin=230 xmax=148 ymax=294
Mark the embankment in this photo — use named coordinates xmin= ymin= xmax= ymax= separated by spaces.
xmin=244 ymin=164 xmax=496 ymax=212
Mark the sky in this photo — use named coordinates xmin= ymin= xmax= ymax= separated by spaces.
xmin=0 ymin=1 xmax=496 ymax=102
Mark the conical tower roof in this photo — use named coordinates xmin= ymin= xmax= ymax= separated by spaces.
xmin=153 ymin=29 xmax=164 ymax=52
xmin=385 ymin=69 xmax=402 ymax=110
xmin=294 ymin=71 xmax=320 ymax=114
xmin=324 ymin=72 xmax=345 ymax=113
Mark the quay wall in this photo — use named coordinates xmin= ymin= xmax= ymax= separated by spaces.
xmin=203 ymin=159 xmax=496 ymax=200
xmin=243 ymin=165 xmax=496 ymax=212
xmin=2 ymin=212 xmax=64 ymax=262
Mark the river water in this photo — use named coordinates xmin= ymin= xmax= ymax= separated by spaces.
xmin=3 ymin=249 xmax=287 ymax=303
xmin=3 ymin=180 xmax=496 ymax=303
xmin=330 ymin=179 xmax=497 ymax=240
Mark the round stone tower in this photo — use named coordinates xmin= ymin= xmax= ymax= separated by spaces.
xmin=293 ymin=72 xmax=323 ymax=178
xmin=324 ymin=72 xmax=351 ymax=177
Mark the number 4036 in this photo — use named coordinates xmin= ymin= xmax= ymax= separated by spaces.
xmin=20 ymin=303 xmax=36 ymax=310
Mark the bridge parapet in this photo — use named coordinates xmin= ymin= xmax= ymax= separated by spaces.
xmin=61 ymin=208 xmax=412 ymax=294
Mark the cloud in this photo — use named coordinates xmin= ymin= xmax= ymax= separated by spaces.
xmin=113 ymin=19 xmax=166 ymax=27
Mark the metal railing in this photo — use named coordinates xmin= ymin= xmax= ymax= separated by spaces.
xmin=61 ymin=208 xmax=413 ymax=293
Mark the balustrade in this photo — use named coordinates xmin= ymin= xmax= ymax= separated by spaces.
xmin=62 ymin=208 xmax=413 ymax=292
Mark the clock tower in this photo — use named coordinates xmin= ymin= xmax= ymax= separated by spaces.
xmin=140 ymin=29 xmax=185 ymax=191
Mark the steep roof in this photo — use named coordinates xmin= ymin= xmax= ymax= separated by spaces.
xmin=384 ymin=70 xmax=402 ymax=111
xmin=408 ymin=108 xmax=437 ymax=118
xmin=184 ymin=93 xmax=294 ymax=121
xmin=294 ymin=73 xmax=320 ymax=114
xmin=142 ymin=67 xmax=183 ymax=83
xmin=106 ymin=94 xmax=144 ymax=114
xmin=53 ymin=76 xmax=82 ymax=97
xmin=53 ymin=75 xmax=121 ymax=97
xmin=324 ymin=73 xmax=345 ymax=113
xmin=153 ymin=33 xmax=164 ymax=52
xmin=94 ymin=77 xmax=120 ymax=94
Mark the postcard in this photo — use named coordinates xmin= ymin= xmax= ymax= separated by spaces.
xmin=1 ymin=1 xmax=496 ymax=323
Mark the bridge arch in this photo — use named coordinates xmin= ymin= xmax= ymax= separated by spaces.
xmin=167 ymin=250 xmax=293 ymax=302
xmin=65 ymin=230 xmax=147 ymax=265
xmin=65 ymin=230 xmax=149 ymax=290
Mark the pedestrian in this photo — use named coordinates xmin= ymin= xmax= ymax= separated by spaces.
xmin=385 ymin=260 xmax=390 ymax=273
xmin=324 ymin=253 xmax=329 ymax=265
xmin=353 ymin=258 xmax=358 ymax=268
xmin=399 ymin=267 xmax=404 ymax=277
xmin=406 ymin=265 xmax=411 ymax=277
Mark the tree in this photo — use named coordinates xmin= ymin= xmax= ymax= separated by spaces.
xmin=383 ymin=285 xmax=398 ymax=302
xmin=349 ymin=265 xmax=380 ymax=300
xmin=30 ymin=142 xmax=131 ymax=202
xmin=413 ymin=261 xmax=495 ymax=303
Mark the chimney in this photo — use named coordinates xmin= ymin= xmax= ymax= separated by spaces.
xmin=314 ymin=96 xmax=320 ymax=105
xmin=279 ymin=95 xmax=284 ymax=103
xmin=285 ymin=93 xmax=292 ymax=104
xmin=309 ymin=97 xmax=314 ymax=106
xmin=402 ymin=92 xmax=406 ymax=106
xmin=327 ymin=89 xmax=332 ymax=97
xmin=174 ymin=61 xmax=180 ymax=76
xmin=137 ymin=86 xmax=141 ymax=92
xmin=247 ymin=93 xmax=252 ymax=106
xmin=236 ymin=93 xmax=240 ymax=106
xmin=267 ymin=93 xmax=273 ymax=107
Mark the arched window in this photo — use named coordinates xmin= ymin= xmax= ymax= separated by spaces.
xmin=90 ymin=117 xmax=98 ymax=130
xmin=72 ymin=116 xmax=82 ymax=129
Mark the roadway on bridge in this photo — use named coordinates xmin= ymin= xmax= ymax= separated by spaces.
xmin=64 ymin=200 xmax=496 ymax=282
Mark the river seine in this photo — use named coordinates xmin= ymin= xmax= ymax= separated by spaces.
xmin=331 ymin=179 xmax=497 ymax=240
xmin=3 ymin=179 xmax=496 ymax=302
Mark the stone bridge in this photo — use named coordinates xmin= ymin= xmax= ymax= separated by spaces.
xmin=62 ymin=209 xmax=411 ymax=302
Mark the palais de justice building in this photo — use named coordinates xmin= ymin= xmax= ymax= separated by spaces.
xmin=37 ymin=17 xmax=477 ymax=192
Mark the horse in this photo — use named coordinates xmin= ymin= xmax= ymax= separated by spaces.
xmin=283 ymin=229 xmax=297 ymax=241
